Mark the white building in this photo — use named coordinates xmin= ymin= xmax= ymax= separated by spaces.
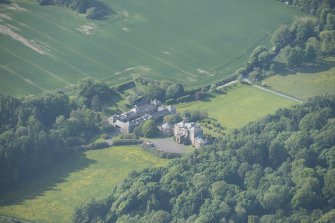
xmin=173 ymin=121 xmax=206 ymax=148
xmin=108 ymin=100 xmax=176 ymax=133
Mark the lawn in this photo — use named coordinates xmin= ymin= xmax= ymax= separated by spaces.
xmin=0 ymin=146 xmax=168 ymax=223
xmin=177 ymin=84 xmax=297 ymax=130
xmin=264 ymin=57 xmax=335 ymax=100
xmin=0 ymin=0 xmax=300 ymax=96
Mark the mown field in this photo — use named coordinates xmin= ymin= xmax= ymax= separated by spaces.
xmin=177 ymin=84 xmax=297 ymax=130
xmin=264 ymin=57 xmax=335 ymax=100
xmin=0 ymin=146 xmax=168 ymax=223
xmin=0 ymin=0 xmax=299 ymax=96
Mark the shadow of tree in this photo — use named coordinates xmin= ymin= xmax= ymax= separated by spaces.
xmin=198 ymin=93 xmax=216 ymax=102
xmin=37 ymin=0 xmax=115 ymax=20
xmin=87 ymin=0 xmax=116 ymax=20
xmin=276 ymin=59 xmax=335 ymax=76
xmin=0 ymin=151 xmax=96 ymax=206
xmin=0 ymin=0 xmax=11 ymax=4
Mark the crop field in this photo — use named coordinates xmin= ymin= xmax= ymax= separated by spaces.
xmin=264 ymin=57 xmax=335 ymax=100
xmin=177 ymin=84 xmax=297 ymax=130
xmin=0 ymin=146 xmax=168 ymax=223
xmin=0 ymin=0 xmax=299 ymax=96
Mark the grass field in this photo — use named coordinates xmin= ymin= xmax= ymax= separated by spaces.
xmin=0 ymin=0 xmax=300 ymax=96
xmin=0 ymin=146 xmax=168 ymax=223
xmin=177 ymin=84 xmax=297 ymax=130
xmin=264 ymin=57 xmax=335 ymax=100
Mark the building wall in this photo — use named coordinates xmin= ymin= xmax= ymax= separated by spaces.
xmin=109 ymin=101 xmax=176 ymax=134
xmin=174 ymin=122 xmax=204 ymax=146
xmin=113 ymin=120 xmax=130 ymax=133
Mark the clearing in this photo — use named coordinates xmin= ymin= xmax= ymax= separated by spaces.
xmin=0 ymin=146 xmax=168 ymax=223
xmin=264 ymin=57 xmax=335 ymax=100
xmin=177 ymin=84 xmax=297 ymax=130
xmin=0 ymin=0 xmax=300 ymax=96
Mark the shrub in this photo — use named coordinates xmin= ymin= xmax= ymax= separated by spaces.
xmin=177 ymin=95 xmax=192 ymax=103
xmin=166 ymin=83 xmax=185 ymax=99
xmin=163 ymin=114 xmax=182 ymax=124
xmin=184 ymin=110 xmax=208 ymax=122
xmin=166 ymin=99 xmax=175 ymax=105
xmin=113 ymin=139 xmax=143 ymax=146
xmin=83 ymin=142 xmax=109 ymax=150
xmin=118 ymin=133 xmax=139 ymax=140
xmin=101 ymin=133 xmax=109 ymax=139
xmin=141 ymin=120 xmax=158 ymax=138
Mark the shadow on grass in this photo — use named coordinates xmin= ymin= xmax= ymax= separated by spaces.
xmin=0 ymin=0 xmax=11 ymax=4
xmin=88 ymin=1 xmax=116 ymax=20
xmin=0 ymin=151 xmax=96 ymax=206
xmin=197 ymin=93 xmax=215 ymax=102
xmin=276 ymin=59 xmax=335 ymax=76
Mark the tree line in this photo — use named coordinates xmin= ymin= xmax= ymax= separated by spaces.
xmin=0 ymin=78 xmax=115 ymax=191
xmin=36 ymin=0 xmax=113 ymax=19
xmin=238 ymin=0 xmax=335 ymax=81
xmin=74 ymin=94 xmax=335 ymax=223
xmin=127 ymin=78 xmax=186 ymax=105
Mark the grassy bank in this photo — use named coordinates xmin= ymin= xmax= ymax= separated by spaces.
xmin=0 ymin=146 xmax=168 ymax=223
xmin=177 ymin=84 xmax=296 ymax=130
xmin=264 ymin=57 xmax=335 ymax=100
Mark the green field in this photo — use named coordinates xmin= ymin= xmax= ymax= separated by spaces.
xmin=177 ymin=84 xmax=297 ymax=129
xmin=0 ymin=0 xmax=299 ymax=96
xmin=0 ymin=146 xmax=168 ymax=223
xmin=264 ymin=57 xmax=335 ymax=100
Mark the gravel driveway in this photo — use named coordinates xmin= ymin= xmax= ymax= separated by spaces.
xmin=149 ymin=138 xmax=190 ymax=153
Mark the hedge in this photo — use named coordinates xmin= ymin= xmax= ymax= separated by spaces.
xmin=112 ymin=139 xmax=143 ymax=146
xmin=82 ymin=142 xmax=109 ymax=150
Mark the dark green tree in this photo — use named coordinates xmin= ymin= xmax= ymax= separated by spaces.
xmin=271 ymin=25 xmax=292 ymax=50
xmin=77 ymin=78 xmax=114 ymax=107
xmin=144 ymin=85 xmax=164 ymax=101
xmin=165 ymin=83 xmax=185 ymax=99
xmin=323 ymin=169 xmax=335 ymax=206
xmin=141 ymin=120 xmax=157 ymax=138
xmin=163 ymin=114 xmax=182 ymax=124
xmin=304 ymin=44 xmax=317 ymax=62
xmin=320 ymin=30 xmax=335 ymax=54
xmin=280 ymin=46 xmax=305 ymax=68
xmin=258 ymin=185 xmax=290 ymax=211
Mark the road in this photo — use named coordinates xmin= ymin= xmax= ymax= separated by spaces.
xmin=217 ymin=80 xmax=239 ymax=89
xmin=242 ymin=79 xmax=304 ymax=103
xmin=253 ymin=84 xmax=303 ymax=103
